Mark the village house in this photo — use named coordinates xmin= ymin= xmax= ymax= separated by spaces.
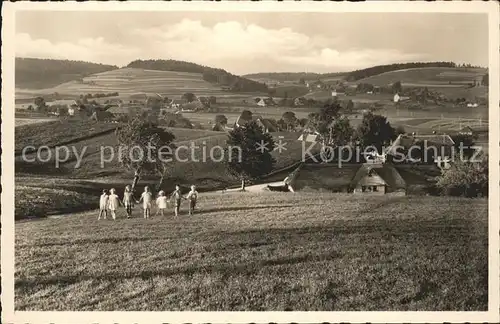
xmin=293 ymin=97 xmax=307 ymax=106
xmin=385 ymin=133 xmax=455 ymax=163
xmin=459 ymin=126 xmax=475 ymax=136
xmin=255 ymin=97 xmax=276 ymax=107
xmin=393 ymin=93 xmax=410 ymax=103
xmin=350 ymin=163 xmax=407 ymax=195
xmin=282 ymin=160 xmax=407 ymax=195
xmin=331 ymin=89 xmax=345 ymax=97
xmin=297 ymin=133 xmax=319 ymax=143
xmin=234 ymin=112 xmax=278 ymax=133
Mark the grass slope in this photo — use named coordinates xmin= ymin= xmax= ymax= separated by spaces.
xmin=15 ymin=57 xmax=118 ymax=90
xmin=21 ymin=68 xmax=266 ymax=98
xmin=354 ymin=67 xmax=486 ymax=86
xmin=15 ymin=193 xmax=488 ymax=311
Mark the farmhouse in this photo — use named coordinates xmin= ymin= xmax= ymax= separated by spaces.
xmin=256 ymin=97 xmax=276 ymax=107
xmin=350 ymin=163 xmax=406 ymax=195
xmin=294 ymin=97 xmax=307 ymax=106
xmin=297 ymin=133 xmax=319 ymax=143
xmin=181 ymin=100 xmax=204 ymax=111
xmin=234 ymin=113 xmax=277 ymax=133
xmin=331 ymin=89 xmax=345 ymax=97
xmin=46 ymin=99 xmax=78 ymax=109
xmin=385 ymin=133 xmax=455 ymax=162
xmin=90 ymin=110 xmax=114 ymax=122
xmin=169 ymin=99 xmax=186 ymax=109
xmin=393 ymin=93 xmax=410 ymax=103
xmin=285 ymin=163 xmax=360 ymax=192
xmin=459 ymin=126 xmax=475 ymax=136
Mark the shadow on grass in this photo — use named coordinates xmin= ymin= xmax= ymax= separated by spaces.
xmin=15 ymin=250 xmax=343 ymax=289
xmin=197 ymin=204 xmax=299 ymax=214
xmin=15 ymin=217 xmax=485 ymax=291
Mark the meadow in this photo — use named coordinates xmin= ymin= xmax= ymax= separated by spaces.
xmin=353 ymin=67 xmax=486 ymax=86
xmin=16 ymin=68 xmax=267 ymax=100
xmin=15 ymin=192 xmax=488 ymax=311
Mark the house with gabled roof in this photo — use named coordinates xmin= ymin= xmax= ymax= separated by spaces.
xmin=350 ymin=163 xmax=406 ymax=195
xmin=459 ymin=126 xmax=475 ymax=136
xmin=234 ymin=112 xmax=277 ymax=133
xmin=385 ymin=133 xmax=455 ymax=163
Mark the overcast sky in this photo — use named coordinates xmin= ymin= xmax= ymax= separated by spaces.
xmin=15 ymin=11 xmax=488 ymax=75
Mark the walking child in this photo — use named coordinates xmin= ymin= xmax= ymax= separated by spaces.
xmin=155 ymin=190 xmax=168 ymax=217
xmin=107 ymin=188 xmax=122 ymax=220
xmin=123 ymin=185 xmax=134 ymax=219
xmin=185 ymin=185 xmax=199 ymax=216
xmin=98 ymin=189 xmax=109 ymax=220
xmin=170 ymin=185 xmax=183 ymax=217
xmin=138 ymin=186 xmax=153 ymax=219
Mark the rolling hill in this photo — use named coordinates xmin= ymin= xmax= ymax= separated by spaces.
xmin=354 ymin=67 xmax=487 ymax=86
xmin=16 ymin=67 xmax=268 ymax=98
xmin=16 ymin=57 xmax=118 ymax=89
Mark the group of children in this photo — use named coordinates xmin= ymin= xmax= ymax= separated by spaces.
xmin=98 ymin=185 xmax=199 ymax=220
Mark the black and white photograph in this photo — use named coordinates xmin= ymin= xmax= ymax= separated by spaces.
xmin=1 ymin=1 xmax=499 ymax=323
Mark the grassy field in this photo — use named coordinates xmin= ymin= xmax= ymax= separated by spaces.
xmin=354 ymin=67 xmax=486 ymax=86
xmin=15 ymin=192 xmax=488 ymax=311
xmin=15 ymin=68 xmax=267 ymax=100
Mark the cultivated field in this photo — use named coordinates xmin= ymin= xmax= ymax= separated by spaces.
xmin=15 ymin=68 xmax=267 ymax=100
xmin=15 ymin=192 xmax=488 ymax=311
xmin=354 ymin=67 xmax=486 ymax=86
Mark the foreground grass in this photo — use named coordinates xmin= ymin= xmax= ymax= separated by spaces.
xmin=15 ymin=193 xmax=487 ymax=311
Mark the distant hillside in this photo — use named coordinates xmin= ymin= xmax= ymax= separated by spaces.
xmin=345 ymin=62 xmax=461 ymax=82
xmin=28 ymin=68 xmax=265 ymax=98
xmin=16 ymin=58 xmax=118 ymax=89
xmin=354 ymin=67 xmax=487 ymax=86
xmin=243 ymin=72 xmax=348 ymax=82
xmin=127 ymin=59 xmax=268 ymax=93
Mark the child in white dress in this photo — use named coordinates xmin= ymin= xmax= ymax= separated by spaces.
xmin=98 ymin=189 xmax=109 ymax=220
xmin=107 ymin=188 xmax=121 ymax=220
xmin=155 ymin=190 xmax=168 ymax=217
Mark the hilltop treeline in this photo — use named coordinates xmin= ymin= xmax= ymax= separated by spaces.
xmin=16 ymin=57 xmax=118 ymax=89
xmin=127 ymin=59 xmax=268 ymax=92
xmin=345 ymin=62 xmax=458 ymax=81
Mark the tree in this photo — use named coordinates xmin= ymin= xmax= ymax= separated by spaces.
xmin=391 ymin=80 xmax=403 ymax=94
xmin=240 ymin=110 xmax=253 ymax=121
xmin=395 ymin=125 xmax=406 ymax=135
xmin=437 ymin=154 xmax=488 ymax=197
xmin=34 ymin=97 xmax=46 ymax=111
xmin=482 ymin=73 xmax=489 ymax=86
xmin=281 ymin=111 xmax=297 ymax=131
xmin=345 ymin=100 xmax=354 ymax=113
xmin=356 ymin=112 xmax=396 ymax=152
xmin=451 ymin=134 xmax=477 ymax=159
xmin=225 ymin=121 xmax=276 ymax=190
xmin=329 ymin=117 xmax=354 ymax=147
xmin=298 ymin=118 xmax=308 ymax=128
xmin=115 ymin=117 xmax=176 ymax=192
xmin=182 ymin=92 xmax=197 ymax=103
xmin=215 ymin=114 xmax=228 ymax=126
xmin=57 ymin=106 xmax=68 ymax=117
